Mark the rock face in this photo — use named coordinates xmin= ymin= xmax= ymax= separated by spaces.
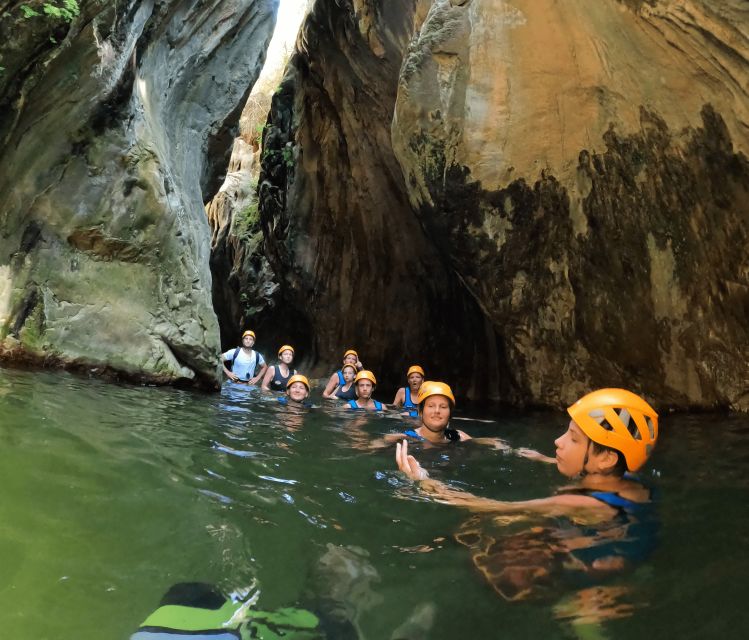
xmin=0 ymin=0 xmax=277 ymax=385
xmin=390 ymin=0 xmax=749 ymax=409
xmin=257 ymin=0 xmax=506 ymax=396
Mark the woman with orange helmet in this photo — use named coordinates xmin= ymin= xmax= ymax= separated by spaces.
xmin=393 ymin=381 xmax=471 ymax=443
xmin=392 ymin=365 xmax=426 ymax=418
xmin=261 ymin=345 xmax=297 ymax=391
xmin=278 ymin=374 xmax=312 ymax=407
xmin=346 ymin=370 xmax=385 ymax=411
xmin=322 ymin=349 xmax=364 ymax=399
xmin=396 ymin=388 xmax=659 ymax=518
xmin=332 ymin=363 xmax=358 ymax=401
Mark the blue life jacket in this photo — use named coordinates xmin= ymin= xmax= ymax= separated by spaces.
xmin=347 ymin=399 xmax=384 ymax=411
xmin=560 ymin=474 xmax=657 ymax=569
xmin=336 ymin=370 xmax=345 ymax=386
xmin=403 ymin=388 xmax=419 ymax=418
xmin=403 ymin=428 xmax=425 ymax=441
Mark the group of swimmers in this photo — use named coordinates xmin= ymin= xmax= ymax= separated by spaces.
xmin=220 ymin=331 xmax=426 ymax=414
xmin=222 ymin=329 xmax=661 ymax=588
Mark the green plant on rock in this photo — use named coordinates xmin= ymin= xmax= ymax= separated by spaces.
xmin=21 ymin=0 xmax=80 ymax=23
xmin=281 ymin=146 xmax=294 ymax=169
xmin=234 ymin=200 xmax=260 ymax=240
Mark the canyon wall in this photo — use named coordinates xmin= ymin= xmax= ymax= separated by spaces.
xmin=0 ymin=0 xmax=277 ymax=386
xmin=390 ymin=0 xmax=749 ymax=407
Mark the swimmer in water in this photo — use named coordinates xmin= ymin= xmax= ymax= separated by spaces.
xmin=322 ymin=349 xmax=363 ymax=399
xmin=396 ymin=388 xmax=658 ymax=521
xmin=221 ymin=330 xmax=267 ymax=385
xmin=332 ymin=363 xmax=358 ymax=401
xmin=346 ymin=370 xmax=385 ymax=411
xmin=391 ymin=381 xmax=470 ymax=442
xmin=261 ymin=345 xmax=297 ymax=391
xmin=391 ymin=365 xmax=425 ymax=418
xmin=278 ymin=374 xmax=312 ymax=407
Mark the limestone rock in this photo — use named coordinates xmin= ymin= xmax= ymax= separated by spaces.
xmin=0 ymin=0 xmax=277 ymax=385
xmin=256 ymin=0 xmax=505 ymax=396
xmin=392 ymin=0 xmax=749 ymax=409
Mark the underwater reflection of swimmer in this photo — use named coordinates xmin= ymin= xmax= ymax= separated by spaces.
xmin=396 ymin=389 xmax=659 ymax=613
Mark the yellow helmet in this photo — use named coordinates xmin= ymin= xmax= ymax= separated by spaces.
xmin=567 ymin=388 xmax=658 ymax=472
xmin=286 ymin=374 xmax=310 ymax=391
xmin=407 ymin=365 xmax=425 ymax=378
xmin=278 ymin=345 xmax=295 ymax=357
xmin=341 ymin=363 xmax=357 ymax=374
xmin=242 ymin=330 xmax=256 ymax=339
xmin=343 ymin=349 xmax=358 ymax=360
xmin=416 ymin=381 xmax=455 ymax=407
xmin=354 ymin=370 xmax=377 ymax=385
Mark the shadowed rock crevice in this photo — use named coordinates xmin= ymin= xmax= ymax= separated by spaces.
xmin=252 ymin=0 xmax=507 ymax=397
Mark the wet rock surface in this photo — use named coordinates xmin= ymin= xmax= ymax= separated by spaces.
xmin=255 ymin=0 xmax=505 ymax=396
xmin=0 ymin=0 xmax=277 ymax=386
xmin=390 ymin=0 xmax=749 ymax=408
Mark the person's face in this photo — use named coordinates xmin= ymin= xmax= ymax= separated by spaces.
xmin=287 ymin=382 xmax=308 ymax=402
xmin=421 ymin=395 xmax=451 ymax=431
xmin=407 ymin=373 xmax=424 ymax=391
xmin=554 ymin=420 xmax=591 ymax=477
xmin=343 ymin=354 xmax=357 ymax=365
xmin=342 ymin=367 xmax=356 ymax=382
xmin=356 ymin=380 xmax=373 ymax=399
xmin=280 ymin=350 xmax=294 ymax=364
xmin=242 ymin=335 xmax=255 ymax=348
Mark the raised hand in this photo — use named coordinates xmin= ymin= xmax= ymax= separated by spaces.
xmin=396 ymin=439 xmax=429 ymax=480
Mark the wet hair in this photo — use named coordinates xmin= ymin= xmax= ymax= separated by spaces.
xmin=590 ymin=441 xmax=628 ymax=476
xmin=159 ymin=582 xmax=225 ymax=609
xmin=587 ymin=408 xmax=636 ymax=476
xmin=445 ymin=427 xmax=460 ymax=442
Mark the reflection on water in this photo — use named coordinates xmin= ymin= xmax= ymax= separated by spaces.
xmin=1 ymin=368 xmax=749 ymax=639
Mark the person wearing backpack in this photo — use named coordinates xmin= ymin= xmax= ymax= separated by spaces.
xmin=221 ymin=330 xmax=267 ymax=384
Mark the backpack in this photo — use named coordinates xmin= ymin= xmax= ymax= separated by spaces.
xmin=228 ymin=348 xmax=260 ymax=376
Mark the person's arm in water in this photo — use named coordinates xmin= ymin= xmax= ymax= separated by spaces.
xmin=260 ymin=366 xmax=275 ymax=391
xmin=514 ymin=447 xmax=556 ymax=464
xmin=395 ymin=440 xmax=616 ymax=521
xmin=322 ymin=372 xmax=340 ymax=399
xmin=221 ymin=355 xmax=239 ymax=382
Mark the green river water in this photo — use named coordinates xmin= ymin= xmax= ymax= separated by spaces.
xmin=1 ymin=367 xmax=748 ymax=639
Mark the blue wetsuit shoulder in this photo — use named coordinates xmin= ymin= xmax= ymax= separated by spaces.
xmin=403 ymin=429 xmax=425 ymax=441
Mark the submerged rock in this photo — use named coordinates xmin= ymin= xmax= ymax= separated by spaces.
xmin=0 ymin=0 xmax=277 ymax=386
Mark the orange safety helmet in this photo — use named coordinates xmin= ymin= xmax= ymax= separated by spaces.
xmin=286 ymin=374 xmax=310 ymax=391
xmin=407 ymin=365 xmax=425 ymax=378
xmin=343 ymin=349 xmax=358 ymax=360
xmin=354 ymin=370 xmax=377 ymax=386
xmin=567 ymin=388 xmax=658 ymax=472
xmin=341 ymin=363 xmax=357 ymax=374
xmin=242 ymin=330 xmax=256 ymax=339
xmin=416 ymin=381 xmax=456 ymax=407
xmin=278 ymin=345 xmax=295 ymax=357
